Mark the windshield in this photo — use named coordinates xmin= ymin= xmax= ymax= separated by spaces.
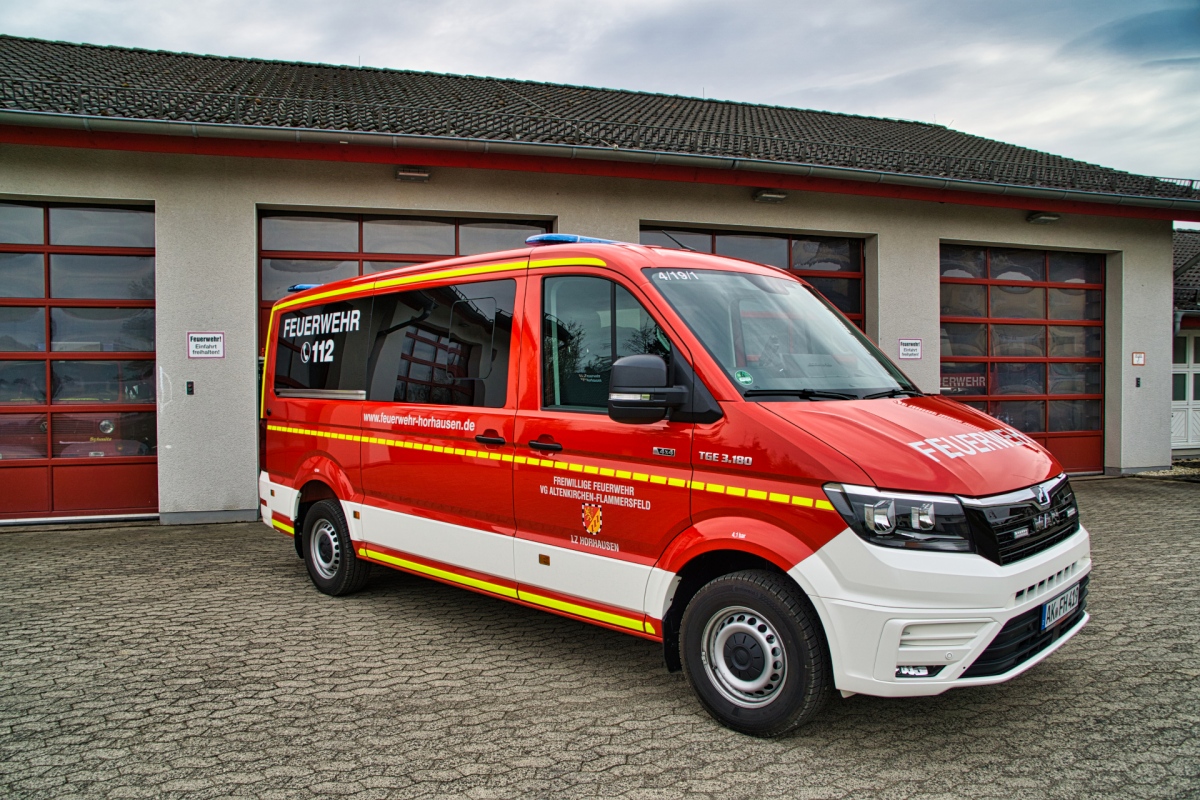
xmin=644 ymin=268 xmax=916 ymax=399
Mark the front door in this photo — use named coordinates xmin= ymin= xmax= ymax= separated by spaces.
xmin=512 ymin=271 xmax=694 ymax=632
xmin=358 ymin=276 xmax=522 ymax=584
xmin=1172 ymin=332 xmax=1200 ymax=448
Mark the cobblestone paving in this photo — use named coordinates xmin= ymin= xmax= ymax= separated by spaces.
xmin=1 ymin=478 xmax=1197 ymax=799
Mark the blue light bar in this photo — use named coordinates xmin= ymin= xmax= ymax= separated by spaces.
xmin=525 ymin=233 xmax=625 ymax=246
xmin=287 ymin=283 xmax=322 ymax=293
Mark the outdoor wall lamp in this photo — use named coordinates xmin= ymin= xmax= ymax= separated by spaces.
xmin=753 ymin=188 xmax=788 ymax=203
xmin=1026 ymin=211 xmax=1061 ymax=224
xmin=395 ymin=165 xmax=432 ymax=182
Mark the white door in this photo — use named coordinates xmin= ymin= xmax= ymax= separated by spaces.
xmin=1172 ymin=332 xmax=1200 ymax=447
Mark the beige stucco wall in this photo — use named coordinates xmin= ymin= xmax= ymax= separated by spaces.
xmin=0 ymin=142 xmax=1175 ymax=518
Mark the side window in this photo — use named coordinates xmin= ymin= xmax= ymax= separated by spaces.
xmin=542 ymin=276 xmax=671 ymax=411
xmin=366 ymin=279 xmax=516 ymax=407
xmin=274 ymin=297 xmax=371 ymax=396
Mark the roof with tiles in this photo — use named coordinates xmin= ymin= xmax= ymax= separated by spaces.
xmin=0 ymin=35 xmax=1196 ymax=202
xmin=1176 ymin=232 xmax=1200 ymax=311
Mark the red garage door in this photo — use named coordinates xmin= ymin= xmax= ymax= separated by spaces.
xmin=939 ymin=244 xmax=1104 ymax=473
xmin=0 ymin=203 xmax=157 ymax=520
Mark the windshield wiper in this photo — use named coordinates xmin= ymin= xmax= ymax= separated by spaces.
xmin=861 ymin=388 xmax=924 ymax=399
xmin=743 ymin=389 xmax=857 ymax=401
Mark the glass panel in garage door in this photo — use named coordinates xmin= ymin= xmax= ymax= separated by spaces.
xmin=941 ymin=245 xmax=1104 ymax=472
xmin=0 ymin=202 xmax=157 ymax=520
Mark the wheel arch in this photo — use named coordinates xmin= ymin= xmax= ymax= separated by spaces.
xmin=654 ymin=516 xmax=820 ymax=672
xmin=292 ymin=476 xmax=342 ymax=558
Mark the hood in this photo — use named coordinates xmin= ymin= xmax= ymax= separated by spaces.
xmin=763 ymin=396 xmax=1060 ymax=497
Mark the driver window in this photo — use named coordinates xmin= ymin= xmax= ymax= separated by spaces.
xmin=543 ymin=276 xmax=671 ymax=411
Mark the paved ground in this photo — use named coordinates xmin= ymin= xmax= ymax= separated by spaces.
xmin=1 ymin=478 xmax=1197 ymax=799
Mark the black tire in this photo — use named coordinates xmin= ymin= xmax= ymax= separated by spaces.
xmin=302 ymin=499 xmax=370 ymax=596
xmin=679 ymin=569 xmax=832 ymax=737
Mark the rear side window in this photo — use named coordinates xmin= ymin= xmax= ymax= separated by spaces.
xmin=274 ymin=298 xmax=372 ymax=397
xmin=542 ymin=276 xmax=671 ymax=411
xmin=366 ymin=279 xmax=516 ymax=407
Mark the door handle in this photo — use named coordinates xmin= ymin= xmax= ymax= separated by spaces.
xmin=527 ymin=439 xmax=563 ymax=452
xmin=475 ymin=434 xmax=506 ymax=446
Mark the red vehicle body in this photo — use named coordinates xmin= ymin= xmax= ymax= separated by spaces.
xmin=259 ymin=238 xmax=1091 ymax=736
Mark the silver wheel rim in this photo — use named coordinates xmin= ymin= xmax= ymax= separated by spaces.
xmin=700 ymin=605 xmax=787 ymax=708
xmin=311 ymin=519 xmax=341 ymax=580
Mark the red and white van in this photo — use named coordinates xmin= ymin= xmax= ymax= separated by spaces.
xmin=258 ymin=235 xmax=1090 ymax=737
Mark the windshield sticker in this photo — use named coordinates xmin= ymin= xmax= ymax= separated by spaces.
xmin=735 ymin=370 xmax=754 ymax=386
xmin=908 ymin=428 xmax=1039 ymax=462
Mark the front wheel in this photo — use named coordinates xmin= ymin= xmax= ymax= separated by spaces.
xmin=302 ymin=499 xmax=370 ymax=596
xmin=680 ymin=569 xmax=832 ymax=737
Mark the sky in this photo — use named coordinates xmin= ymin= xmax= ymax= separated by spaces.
xmin=3 ymin=0 xmax=1199 ymax=226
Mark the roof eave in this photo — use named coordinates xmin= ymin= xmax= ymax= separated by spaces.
xmin=4 ymin=109 xmax=1199 ymax=214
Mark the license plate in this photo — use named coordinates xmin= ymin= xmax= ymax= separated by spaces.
xmin=1041 ymin=583 xmax=1080 ymax=630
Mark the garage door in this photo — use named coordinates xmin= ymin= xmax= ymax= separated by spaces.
xmin=939 ymin=244 xmax=1104 ymax=473
xmin=0 ymin=203 xmax=157 ymax=520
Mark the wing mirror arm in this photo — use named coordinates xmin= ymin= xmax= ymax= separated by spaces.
xmin=607 ymin=354 xmax=689 ymax=424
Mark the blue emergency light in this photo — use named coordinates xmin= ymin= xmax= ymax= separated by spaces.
xmin=525 ymin=233 xmax=625 ymax=246
xmin=287 ymin=283 xmax=322 ymax=293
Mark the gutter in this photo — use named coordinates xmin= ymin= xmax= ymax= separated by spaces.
xmin=3 ymin=109 xmax=1200 ymax=214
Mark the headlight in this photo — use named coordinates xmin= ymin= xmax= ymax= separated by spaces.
xmin=823 ymin=483 xmax=973 ymax=552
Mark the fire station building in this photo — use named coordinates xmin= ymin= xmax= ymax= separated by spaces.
xmin=1 ymin=35 xmax=1197 ymax=523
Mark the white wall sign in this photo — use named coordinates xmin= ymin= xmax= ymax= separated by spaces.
xmin=187 ymin=332 xmax=225 ymax=359
xmin=898 ymin=338 xmax=922 ymax=360
xmin=1131 ymin=351 xmax=1146 ymax=366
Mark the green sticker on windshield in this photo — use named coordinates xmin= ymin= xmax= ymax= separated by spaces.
xmin=735 ymin=370 xmax=754 ymax=386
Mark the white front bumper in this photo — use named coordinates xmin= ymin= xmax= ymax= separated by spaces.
xmin=790 ymin=526 xmax=1091 ymax=698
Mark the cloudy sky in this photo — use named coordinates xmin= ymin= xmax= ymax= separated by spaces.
xmin=4 ymin=0 xmax=1198 ymax=222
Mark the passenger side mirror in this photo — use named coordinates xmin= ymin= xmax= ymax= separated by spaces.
xmin=607 ymin=355 xmax=689 ymax=424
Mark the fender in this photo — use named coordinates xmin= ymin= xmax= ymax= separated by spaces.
xmin=292 ymin=453 xmax=358 ymax=519
xmin=655 ymin=515 xmax=816 ymax=577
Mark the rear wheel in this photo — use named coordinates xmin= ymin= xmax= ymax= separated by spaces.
xmin=302 ymin=499 xmax=370 ymax=596
xmin=680 ymin=569 xmax=831 ymax=737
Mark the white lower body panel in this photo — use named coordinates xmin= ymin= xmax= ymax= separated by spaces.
xmin=790 ymin=526 xmax=1092 ymax=698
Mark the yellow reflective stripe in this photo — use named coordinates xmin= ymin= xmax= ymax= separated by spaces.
xmin=260 ymin=310 xmax=276 ymax=418
xmin=518 ymin=590 xmax=643 ymax=631
xmin=267 ymin=423 xmax=836 ymax=512
xmin=373 ymin=260 xmax=528 ymax=291
xmin=273 ymin=259 xmax=529 ymax=316
xmin=361 ymin=548 xmax=518 ymax=598
xmin=274 ymin=282 xmax=375 ymax=311
xmin=530 ymin=257 xmax=607 ymax=268
xmin=643 ymin=621 xmax=657 ymax=635
xmin=271 ymin=518 xmax=294 ymax=535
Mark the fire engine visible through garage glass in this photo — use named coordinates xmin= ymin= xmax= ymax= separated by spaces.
xmin=646 ymin=270 xmax=912 ymax=398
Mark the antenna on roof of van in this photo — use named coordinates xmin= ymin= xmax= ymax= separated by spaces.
xmin=287 ymin=283 xmax=322 ymax=293
xmin=525 ymin=233 xmax=624 ymax=246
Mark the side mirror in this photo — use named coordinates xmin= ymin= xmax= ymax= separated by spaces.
xmin=607 ymin=354 xmax=689 ymax=424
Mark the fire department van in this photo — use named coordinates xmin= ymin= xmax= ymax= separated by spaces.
xmin=258 ymin=234 xmax=1090 ymax=737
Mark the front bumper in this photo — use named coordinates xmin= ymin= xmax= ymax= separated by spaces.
xmin=789 ymin=524 xmax=1091 ymax=698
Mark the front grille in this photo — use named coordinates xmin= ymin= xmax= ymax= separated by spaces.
xmin=964 ymin=479 xmax=1081 ymax=565
xmin=962 ymin=574 xmax=1089 ymax=678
